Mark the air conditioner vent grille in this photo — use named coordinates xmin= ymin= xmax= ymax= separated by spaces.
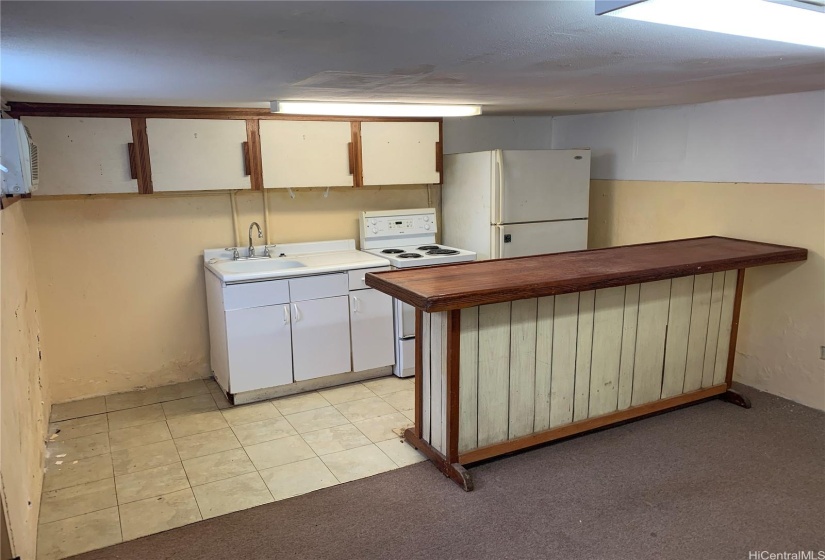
xmin=24 ymin=125 xmax=39 ymax=186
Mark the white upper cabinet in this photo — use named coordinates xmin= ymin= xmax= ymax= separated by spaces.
xmin=147 ymin=118 xmax=250 ymax=192
xmin=259 ymin=120 xmax=354 ymax=189
xmin=21 ymin=116 xmax=137 ymax=195
xmin=360 ymin=121 xmax=441 ymax=186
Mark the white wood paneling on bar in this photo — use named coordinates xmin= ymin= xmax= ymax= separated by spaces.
xmin=440 ymin=312 xmax=448 ymax=454
xmin=458 ymin=307 xmax=480 ymax=453
xmin=430 ymin=311 xmax=445 ymax=454
xmin=682 ymin=274 xmax=713 ymax=393
xmin=533 ymin=297 xmax=555 ymax=432
xmin=446 ymin=273 xmax=736 ymax=455
xmin=588 ymin=287 xmax=625 ymax=417
xmin=421 ymin=312 xmax=431 ymax=444
xmin=661 ymin=276 xmax=695 ymax=398
xmin=550 ymin=293 xmax=579 ymax=427
xmin=631 ymin=280 xmax=672 ymax=406
xmin=712 ymin=270 xmax=739 ymax=386
xmin=509 ymin=299 xmax=538 ymax=439
xmin=477 ymin=302 xmax=512 ymax=447
xmin=617 ymin=284 xmax=640 ymax=410
xmin=573 ymin=291 xmax=595 ymax=421
xmin=702 ymin=272 xmax=726 ymax=388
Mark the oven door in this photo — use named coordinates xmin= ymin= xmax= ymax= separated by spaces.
xmin=392 ymin=298 xmax=417 ymax=378
xmin=397 ymin=299 xmax=416 ymax=340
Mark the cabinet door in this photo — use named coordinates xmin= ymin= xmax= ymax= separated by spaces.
xmin=260 ymin=120 xmax=354 ymax=189
xmin=291 ymin=296 xmax=352 ymax=381
xmin=360 ymin=121 xmax=440 ymax=186
xmin=21 ymin=117 xmax=137 ymax=195
xmin=226 ymin=305 xmax=293 ymax=393
xmin=147 ymin=119 xmax=250 ymax=191
xmin=350 ymin=288 xmax=395 ymax=372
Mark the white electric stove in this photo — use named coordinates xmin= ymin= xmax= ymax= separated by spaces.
xmin=360 ymin=208 xmax=476 ymax=377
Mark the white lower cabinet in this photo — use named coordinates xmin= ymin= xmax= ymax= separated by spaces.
xmin=226 ymin=304 xmax=294 ymax=393
xmin=290 ymin=296 xmax=352 ymax=381
xmin=350 ymin=288 xmax=395 ymax=372
xmin=208 ymin=267 xmax=395 ymax=397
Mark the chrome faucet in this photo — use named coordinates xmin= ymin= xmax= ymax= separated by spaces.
xmin=248 ymin=222 xmax=262 ymax=257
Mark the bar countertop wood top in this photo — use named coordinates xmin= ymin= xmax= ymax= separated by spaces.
xmin=365 ymin=236 xmax=807 ymax=312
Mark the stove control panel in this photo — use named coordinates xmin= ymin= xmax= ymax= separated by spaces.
xmin=360 ymin=209 xmax=438 ymax=240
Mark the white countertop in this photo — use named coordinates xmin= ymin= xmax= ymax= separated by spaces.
xmin=204 ymin=239 xmax=391 ymax=284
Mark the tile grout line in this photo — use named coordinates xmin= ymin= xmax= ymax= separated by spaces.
xmin=111 ymin=445 xmax=125 ymax=545
xmin=175 ymin=442 xmax=205 ymax=523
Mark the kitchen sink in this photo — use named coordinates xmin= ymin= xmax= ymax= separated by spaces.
xmin=204 ymin=239 xmax=391 ymax=283
xmin=217 ymin=259 xmax=305 ymax=274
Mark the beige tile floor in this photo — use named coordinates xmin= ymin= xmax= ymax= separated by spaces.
xmin=38 ymin=376 xmax=421 ymax=560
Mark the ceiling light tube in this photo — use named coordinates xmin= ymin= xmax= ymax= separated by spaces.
xmin=270 ymin=101 xmax=482 ymax=117
xmin=599 ymin=0 xmax=825 ymax=49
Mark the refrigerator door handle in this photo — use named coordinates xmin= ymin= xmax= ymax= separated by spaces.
xmin=494 ymin=149 xmax=504 ymax=225
xmin=491 ymin=225 xmax=503 ymax=260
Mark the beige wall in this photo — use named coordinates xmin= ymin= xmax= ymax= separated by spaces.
xmin=23 ymin=185 xmax=436 ymax=403
xmin=1 ymin=202 xmax=50 ymax=560
xmin=590 ymin=180 xmax=825 ymax=410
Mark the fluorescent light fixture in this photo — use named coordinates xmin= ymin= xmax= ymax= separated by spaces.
xmin=601 ymin=0 xmax=825 ymax=48
xmin=270 ymin=101 xmax=482 ymax=117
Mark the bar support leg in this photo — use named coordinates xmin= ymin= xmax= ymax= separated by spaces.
xmin=404 ymin=428 xmax=474 ymax=491
xmin=720 ymin=389 xmax=752 ymax=409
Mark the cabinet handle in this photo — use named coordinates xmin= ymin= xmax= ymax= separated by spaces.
xmin=292 ymin=304 xmax=300 ymax=322
xmin=351 ymin=295 xmax=360 ymax=313
xmin=242 ymin=141 xmax=251 ymax=176
xmin=347 ymin=142 xmax=354 ymax=175
xmin=127 ymin=142 xmax=138 ymax=180
xmin=283 ymin=305 xmax=290 ymax=324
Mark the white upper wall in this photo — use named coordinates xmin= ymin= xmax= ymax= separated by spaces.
xmin=551 ymin=90 xmax=825 ymax=185
xmin=443 ymin=116 xmax=553 ymax=154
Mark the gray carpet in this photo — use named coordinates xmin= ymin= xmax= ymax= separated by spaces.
xmin=73 ymin=384 xmax=824 ymax=560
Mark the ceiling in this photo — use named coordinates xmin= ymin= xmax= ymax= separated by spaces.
xmin=1 ymin=1 xmax=823 ymax=115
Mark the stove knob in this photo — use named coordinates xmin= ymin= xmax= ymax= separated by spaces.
xmin=423 ymin=224 xmax=430 ymax=230
xmin=369 ymin=218 xmax=377 ymax=226
xmin=372 ymin=226 xmax=378 ymax=234
xmin=423 ymin=216 xmax=430 ymax=222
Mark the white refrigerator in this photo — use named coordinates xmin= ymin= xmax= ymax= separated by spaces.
xmin=441 ymin=149 xmax=591 ymax=260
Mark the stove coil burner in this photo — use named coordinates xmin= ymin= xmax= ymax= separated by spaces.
xmin=417 ymin=245 xmax=441 ymax=251
xmin=426 ymin=249 xmax=460 ymax=255
xmin=398 ymin=253 xmax=423 ymax=258
xmin=381 ymin=248 xmax=405 ymax=254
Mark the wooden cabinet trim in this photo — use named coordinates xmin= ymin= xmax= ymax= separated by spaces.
xmin=350 ymin=121 xmax=364 ymax=188
xmin=7 ymin=102 xmax=444 ymax=124
xmin=245 ymin=120 xmax=263 ymax=191
xmin=130 ymin=117 xmax=153 ymax=194
xmin=127 ymin=142 xmax=138 ymax=180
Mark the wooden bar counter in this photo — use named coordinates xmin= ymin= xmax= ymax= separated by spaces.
xmin=365 ymin=236 xmax=807 ymax=490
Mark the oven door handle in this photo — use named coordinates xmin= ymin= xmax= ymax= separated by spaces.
xmin=399 ymin=335 xmax=416 ymax=340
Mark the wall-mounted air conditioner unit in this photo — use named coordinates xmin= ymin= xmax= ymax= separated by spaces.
xmin=1 ymin=119 xmax=39 ymax=195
